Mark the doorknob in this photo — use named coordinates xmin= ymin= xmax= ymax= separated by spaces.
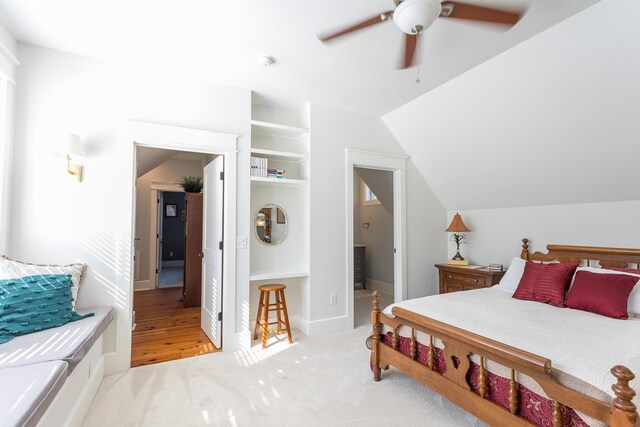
xmin=198 ymin=252 xmax=204 ymax=258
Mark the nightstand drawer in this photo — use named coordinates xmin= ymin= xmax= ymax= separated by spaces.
xmin=436 ymin=264 xmax=505 ymax=295
xmin=443 ymin=272 xmax=486 ymax=287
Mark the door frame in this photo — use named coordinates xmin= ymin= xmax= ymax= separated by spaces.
xmin=148 ymin=182 xmax=182 ymax=289
xmin=128 ymin=121 xmax=237 ymax=365
xmin=345 ymin=149 xmax=407 ymax=329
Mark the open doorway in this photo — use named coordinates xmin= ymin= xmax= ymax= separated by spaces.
xmin=353 ymin=168 xmax=395 ymax=327
xmin=131 ymin=146 xmax=224 ymax=367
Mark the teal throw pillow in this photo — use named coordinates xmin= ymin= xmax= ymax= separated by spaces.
xmin=0 ymin=274 xmax=94 ymax=344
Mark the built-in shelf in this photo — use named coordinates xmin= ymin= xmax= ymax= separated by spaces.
xmin=250 ymin=176 xmax=307 ymax=187
xmin=250 ymin=271 xmax=310 ymax=281
xmin=251 ymin=120 xmax=308 ymax=139
xmin=250 ymin=148 xmax=306 ymax=163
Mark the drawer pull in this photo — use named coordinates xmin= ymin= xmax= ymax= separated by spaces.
xmin=474 ymin=279 xmax=478 ymax=283
xmin=448 ymin=275 xmax=453 ymax=279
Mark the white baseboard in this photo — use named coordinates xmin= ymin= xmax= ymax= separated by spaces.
xmin=366 ymin=278 xmax=394 ymax=296
xmin=134 ymin=280 xmax=153 ymax=291
xmin=162 ymin=260 xmax=184 ymax=268
xmin=307 ymin=315 xmax=349 ymax=336
xmin=249 ymin=314 xmax=308 ymax=338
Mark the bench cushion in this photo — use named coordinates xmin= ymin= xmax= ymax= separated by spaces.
xmin=0 ymin=306 xmax=114 ymax=372
xmin=0 ymin=360 xmax=68 ymax=427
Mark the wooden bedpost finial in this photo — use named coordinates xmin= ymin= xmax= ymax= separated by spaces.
xmin=372 ymin=290 xmax=380 ymax=312
xmin=611 ymin=365 xmax=638 ymax=426
xmin=521 ymin=238 xmax=530 ymax=260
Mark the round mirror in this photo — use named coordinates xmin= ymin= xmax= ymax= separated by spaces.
xmin=255 ymin=204 xmax=288 ymax=245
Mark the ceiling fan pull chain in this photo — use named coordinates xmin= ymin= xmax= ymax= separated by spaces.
xmin=415 ymin=34 xmax=422 ymax=83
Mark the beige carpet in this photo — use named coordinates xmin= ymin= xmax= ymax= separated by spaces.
xmin=83 ymin=327 xmax=485 ymax=427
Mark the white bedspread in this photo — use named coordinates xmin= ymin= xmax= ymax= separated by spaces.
xmin=382 ymin=288 xmax=640 ymax=410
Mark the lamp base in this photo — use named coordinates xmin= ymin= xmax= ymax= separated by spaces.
xmin=448 ymin=259 xmax=470 ymax=266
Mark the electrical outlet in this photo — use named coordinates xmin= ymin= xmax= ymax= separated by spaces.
xmin=329 ymin=293 xmax=337 ymax=305
xmin=169 ymin=251 xmax=173 ymax=257
xmin=236 ymin=236 xmax=247 ymax=249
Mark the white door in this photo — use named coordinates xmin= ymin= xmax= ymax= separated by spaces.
xmin=155 ymin=191 xmax=164 ymax=287
xmin=201 ymin=156 xmax=224 ymax=348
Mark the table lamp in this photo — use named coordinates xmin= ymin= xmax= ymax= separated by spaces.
xmin=446 ymin=213 xmax=470 ymax=266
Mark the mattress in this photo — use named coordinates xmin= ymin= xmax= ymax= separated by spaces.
xmin=381 ymin=288 xmax=640 ymax=425
xmin=0 ymin=360 xmax=68 ymax=427
xmin=0 ymin=306 xmax=114 ymax=372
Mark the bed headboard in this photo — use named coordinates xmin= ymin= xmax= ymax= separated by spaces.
xmin=520 ymin=238 xmax=640 ymax=269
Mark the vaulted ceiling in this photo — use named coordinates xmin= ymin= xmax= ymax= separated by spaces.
xmin=383 ymin=0 xmax=640 ymax=210
xmin=0 ymin=0 xmax=598 ymax=115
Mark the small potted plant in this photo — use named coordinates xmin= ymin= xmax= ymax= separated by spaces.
xmin=179 ymin=176 xmax=203 ymax=193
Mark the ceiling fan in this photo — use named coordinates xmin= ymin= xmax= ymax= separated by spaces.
xmin=318 ymin=0 xmax=523 ymax=69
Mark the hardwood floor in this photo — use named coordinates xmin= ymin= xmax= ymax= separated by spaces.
xmin=131 ymin=287 xmax=219 ymax=367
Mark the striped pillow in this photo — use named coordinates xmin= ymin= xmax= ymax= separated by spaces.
xmin=512 ymin=262 xmax=579 ymax=307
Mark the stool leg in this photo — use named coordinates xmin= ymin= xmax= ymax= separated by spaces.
xmin=275 ymin=290 xmax=283 ymax=335
xmin=261 ymin=291 xmax=270 ymax=349
xmin=279 ymin=289 xmax=293 ymax=344
xmin=254 ymin=290 xmax=265 ymax=340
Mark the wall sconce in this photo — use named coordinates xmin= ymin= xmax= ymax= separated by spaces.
xmin=66 ymin=134 xmax=85 ymax=182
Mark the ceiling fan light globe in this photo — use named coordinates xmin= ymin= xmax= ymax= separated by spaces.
xmin=393 ymin=0 xmax=442 ymax=35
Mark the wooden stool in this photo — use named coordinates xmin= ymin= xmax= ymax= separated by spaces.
xmin=253 ymin=284 xmax=293 ymax=348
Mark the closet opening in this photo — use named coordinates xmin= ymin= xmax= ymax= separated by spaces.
xmin=132 ymin=146 xmax=225 ymax=367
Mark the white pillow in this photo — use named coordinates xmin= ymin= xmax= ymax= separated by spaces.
xmin=0 ymin=255 xmax=86 ymax=308
xmin=572 ymin=266 xmax=640 ymax=317
xmin=493 ymin=257 xmax=526 ymax=294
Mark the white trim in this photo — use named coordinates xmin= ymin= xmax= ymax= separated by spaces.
xmin=148 ymin=189 xmax=159 ymax=288
xmin=134 ymin=280 xmax=153 ymax=291
xmin=366 ymin=278 xmax=394 ymax=296
xmin=0 ymin=42 xmax=19 ymax=66
xmin=122 ymin=120 xmax=239 ymax=372
xmin=346 ymin=149 xmax=407 ymax=330
xmin=149 ymin=180 xmax=182 ymax=192
xmin=307 ymin=314 xmax=349 ymax=336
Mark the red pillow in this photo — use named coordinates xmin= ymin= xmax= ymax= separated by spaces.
xmin=512 ymin=262 xmax=578 ymax=307
xmin=566 ymin=271 xmax=639 ymax=319
xmin=610 ymin=267 xmax=640 ymax=274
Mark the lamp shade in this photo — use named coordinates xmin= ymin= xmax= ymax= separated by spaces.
xmin=67 ymin=133 xmax=85 ymax=157
xmin=445 ymin=213 xmax=470 ymax=233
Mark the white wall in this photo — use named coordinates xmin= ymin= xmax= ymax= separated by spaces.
xmin=383 ymin=0 xmax=640 ymax=212
xmin=9 ymin=44 xmax=251 ymax=372
xmin=448 ymin=201 xmax=640 ymax=269
xmin=308 ymin=104 xmax=446 ymax=334
xmin=0 ymin=17 xmax=17 ymax=253
xmin=135 ymin=157 xmax=203 ymax=284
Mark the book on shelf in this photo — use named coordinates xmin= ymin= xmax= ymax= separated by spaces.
xmin=487 ymin=264 xmax=504 ymax=271
xmin=250 ymin=157 xmax=268 ymax=177
xmin=266 ymin=168 xmax=285 ymax=179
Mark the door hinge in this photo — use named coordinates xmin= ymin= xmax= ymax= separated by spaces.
xmin=157 ymin=198 xmax=160 ymax=204
xmin=219 ymin=171 xmax=224 ymax=180
xmin=219 ymin=241 xmax=223 ymax=250
xmin=157 ymin=233 xmax=159 ymax=238
xmin=155 ymin=269 xmax=158 ymax=274
xmin=218 ymin=312 xmax=222 ymax=322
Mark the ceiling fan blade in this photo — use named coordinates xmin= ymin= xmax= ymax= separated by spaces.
xmin=441 ymin=1 xmax=522 ymax=26
xmin=319 ymin=10 xmax=394 ymax=43
xmin=400 ymin=34 xmax=418 ymax=69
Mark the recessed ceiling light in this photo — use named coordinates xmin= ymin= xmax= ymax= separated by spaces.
xmin=257 ymin=55 xmax=275 ymax=67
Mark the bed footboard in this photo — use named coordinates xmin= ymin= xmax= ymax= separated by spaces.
xmin=370 ymin=291 xmax=638 ymax=427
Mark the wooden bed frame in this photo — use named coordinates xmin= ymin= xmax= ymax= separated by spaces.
xmin=370 ymin=239 xmax=639 ymax=427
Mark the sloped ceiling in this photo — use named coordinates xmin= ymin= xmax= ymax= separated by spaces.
xmin=383 ymin=0 xmax=640 ymax=211
xmin=356 ymin=167 xmax=394 ymax=214
xmin=0 ymin=0 xmax=599 ymax=115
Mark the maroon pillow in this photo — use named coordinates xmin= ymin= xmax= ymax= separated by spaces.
xmin=611 ymin=267 xmax=640 ymax=274
xmin=512 ymin=262 xmax=578 ymax=307
xmin=566 ymin=271 xmax=639 ymax=319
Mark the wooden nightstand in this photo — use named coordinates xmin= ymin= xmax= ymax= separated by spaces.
xmin=436 ymin=264 xmax=506 ymax=294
